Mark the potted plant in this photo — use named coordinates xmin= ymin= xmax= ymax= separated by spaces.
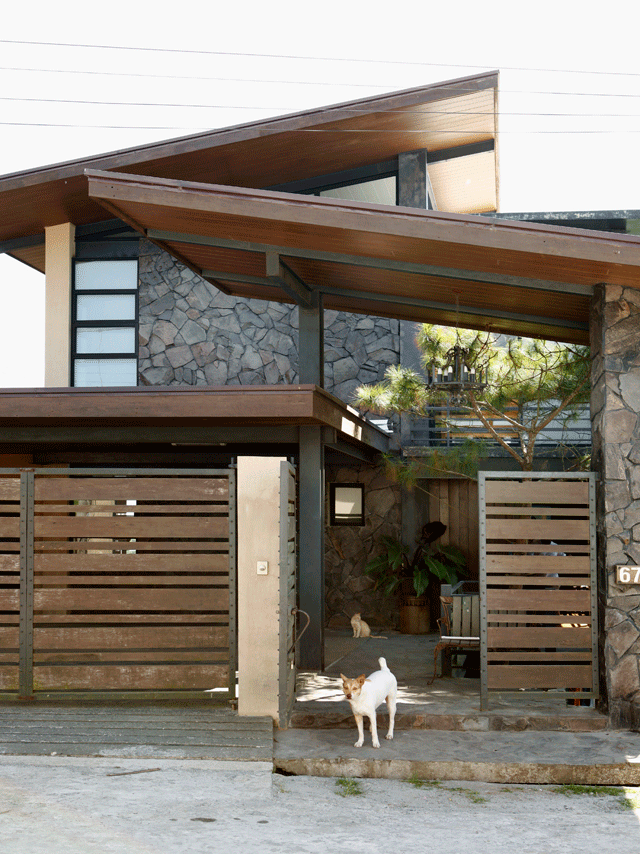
xmin=365 ymin=521 xmax=467 ymax=633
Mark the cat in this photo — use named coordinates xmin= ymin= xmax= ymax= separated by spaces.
xmin=350 ymin=612 xmax=387 ymax=639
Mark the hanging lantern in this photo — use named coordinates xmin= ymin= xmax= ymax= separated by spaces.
xmin=430 ymin=344 xmax=487 ymax=404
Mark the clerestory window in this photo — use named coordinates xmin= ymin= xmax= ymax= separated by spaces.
xmin=71 ymin=259 xmax=138 ymax=387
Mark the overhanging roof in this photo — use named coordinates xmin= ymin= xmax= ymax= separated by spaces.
xmin=0 ymin=71 xmax=499 ymax=270
xmin=0 ymin=385 xmax=388 ymax=454
xmin=86 ymin=169 xmax=640 ymax=345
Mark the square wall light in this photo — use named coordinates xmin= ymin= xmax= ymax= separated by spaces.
xmin=329 ymin=483 xmax=365 ymax=527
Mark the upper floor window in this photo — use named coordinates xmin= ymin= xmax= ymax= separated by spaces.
xmin=72 ymin=259 xmax=138 ymax=387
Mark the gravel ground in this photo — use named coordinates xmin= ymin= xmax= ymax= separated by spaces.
xmin=1 ymin=755 xmax=640 ymax=854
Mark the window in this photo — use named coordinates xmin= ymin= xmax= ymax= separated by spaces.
xmin=72 ymin=259 xmax=138 ymax=387
xmin=329 ymin=483 xmax=365 ymax=526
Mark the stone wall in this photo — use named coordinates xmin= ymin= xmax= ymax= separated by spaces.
xmin=591 ymin=283 xmax=640 ymax=728
xmin=325 ymin=462 xmax=402 ymax=630
xmin=138 ymin=241 xmax=400 ymax=403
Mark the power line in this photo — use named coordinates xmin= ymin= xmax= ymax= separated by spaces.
xmin=2 ymin=120 xmax=640 ymax=133
xmin=1 ymin=95 xmax=639 ymax=120
xmin=2 ymin=37 xmax=640 ymax=80
xmin=2 ymin=64 xmax=640 ymax=100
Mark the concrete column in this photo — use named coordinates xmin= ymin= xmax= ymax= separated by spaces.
xmin=590 ymin=282 xmax=640 ymax=728
xmin=44 ymin=223 xmax=75 ymax=387
xmin=236 ymin=456 xmax=285 ymax=720
xmin=298 ymin=426 xmax=325 ymax=670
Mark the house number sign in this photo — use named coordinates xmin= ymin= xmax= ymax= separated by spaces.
xmin=616 ymin=566 xmax=640 ymax=584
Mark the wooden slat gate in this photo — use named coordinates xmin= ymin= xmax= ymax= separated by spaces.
xmin=0 ymin=467 xmax=236 ymax=700
xmin=479 ymin=472 xmax=598 ymax=711
xmin=278 ymin=461 xmax=297 ymax=728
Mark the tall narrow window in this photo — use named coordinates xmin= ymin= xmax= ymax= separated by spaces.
xmin=72 ymin=259 xmax=138 ymax=386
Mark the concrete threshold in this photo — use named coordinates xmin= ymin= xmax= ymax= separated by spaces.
xmin=274 ymin=728 xmax=640 ymax=786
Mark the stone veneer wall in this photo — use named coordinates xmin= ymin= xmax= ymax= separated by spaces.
xmin=138 ymin=241 xmax=400 ymax=401
xmin=591 ymin=283 xmax=640 ymax=728
xmin=325 ymin=462 xmax=402 ymax=630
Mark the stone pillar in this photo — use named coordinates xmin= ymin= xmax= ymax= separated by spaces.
xmin=590 ymin=283 xmax=640 ymax=728
xmin=44 ymin=222 xmax=75 ymax=387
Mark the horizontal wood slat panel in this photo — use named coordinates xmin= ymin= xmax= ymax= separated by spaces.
xmin=0 ymin=627 xmax=19 ymax=646
xmin=0 ymin=479 xmax=20 ymax=500
xmin=487 ymin=627 xmax=591 ymax=647
xmin=0 ymin=522 xmax=20 ymax=538
xmin=34 ymin=651 xmax=229 ymax=664
xmin=0 ymin=592 xmax=19 ymax=609
xmin=35 ymin=478 xmax=229 ymax=501
xmin=487 ymin=613 xmax=591 ymax=626
xmin=35 ymin=503 xmax=229 ymax=516
xmin=0 ymin=555 xmax=19 ymax=570
xmin=33 ymin=588 xmax=230 ymax=612
xmin=0 ymin=667 xmax=19 ymax=690
xmin=35 ymin=574 xmax=228 ymax=586
xmin=31 ymin=664 xmax=229 ymax=691
xmin=486 ymin=576 xmax=590 ymax=587
xmin=33 ymin=626 xmax=229 ymax=649
xmin=34 ymin=516 xmax=229 ymax=538
xmin=34 ymin=553 xmax=228 ymax=572
xmin=484 ymin=480 xmax=589 ymax=504
xmin=486 ymin=588 xmax=590 ymax=610
xmin=486 ymin=555 xmax=591 ymax=573
xmin=33 ymin=613 xmax=230 ymax=625
xmin=486 ymin=519 xmax=589 ymax=541
xmin=486 ymin=506 xmax=590 ymax=517
xmin=487 ymin=664 xmax=593 ymax=690
xmin=34 ymin=541 xmax=227 ymax=552
xmin=487 ymin=651 xmax=592 ymax=662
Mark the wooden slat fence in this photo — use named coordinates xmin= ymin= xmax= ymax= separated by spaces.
xmin=479 ymin=472 xmax=598 ymax=710
xmin=0 ymin=468 xmax=236 ymax=699
xmin=0 ymin=473 xmax=22 ymax=692
xmin=428 ymin=479 xmax=479 ymax=578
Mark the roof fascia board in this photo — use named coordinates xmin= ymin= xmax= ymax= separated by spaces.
xmin=0 ymin=72 xmax=499 ymax=192
xmin=86 ymin=169 xmax=640 ymax=269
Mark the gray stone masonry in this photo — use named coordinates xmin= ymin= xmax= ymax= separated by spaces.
xmin=591 ymin=283 xmax=640 ymax=728
xmin=325 ymin=463 xmax=402 ymax=630
xmin=138 ymin=241 xmax=400 ymax=401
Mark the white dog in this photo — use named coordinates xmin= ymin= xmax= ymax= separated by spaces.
xmin=340 ymin=657 xmax=397 ymax=748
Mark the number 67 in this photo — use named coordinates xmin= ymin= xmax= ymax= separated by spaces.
xmin=618 ymin=566 xmax=640 ymax=583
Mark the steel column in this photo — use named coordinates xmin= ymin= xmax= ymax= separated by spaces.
xmin=298 ymin=291 xmax=324 ymax=387
xmin=18 ymin=470 xmax=34 ymax=699
xmin=298 ymin=426 xmax=324 ymax=670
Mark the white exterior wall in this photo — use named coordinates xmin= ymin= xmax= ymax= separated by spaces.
xmin=237 ymin=456 xmax=285 ymax=720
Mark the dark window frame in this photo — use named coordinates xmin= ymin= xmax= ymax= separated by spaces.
xmin=329 ymin=482 xmax=365 ymax=527
xmin=71 ymin=257 xmax=139 ymax=387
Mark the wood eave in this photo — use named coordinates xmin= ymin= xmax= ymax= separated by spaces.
xmin=0 ymin=385 xmax=388 ymax=451
xmin=0 ymin=72 xmax=498 ymax=245
xmin=85 ymin=168 xmax=640 ymax=344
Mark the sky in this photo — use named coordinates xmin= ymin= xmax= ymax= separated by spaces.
xmin=1 ymin=0 xmax=640 ymax=387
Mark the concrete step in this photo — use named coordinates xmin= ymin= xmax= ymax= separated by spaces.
xmin=274 ymin=727 xmax=640 ymax=785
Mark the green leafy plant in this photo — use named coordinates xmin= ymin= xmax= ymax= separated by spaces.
xmin=365 ymin=521 xmax=467 ymax=598
xmin=335 ymin=777 xmax=364 ymax=797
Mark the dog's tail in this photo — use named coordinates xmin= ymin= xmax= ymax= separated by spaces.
xmin=378 ymin=657 xmax=389 ymax=671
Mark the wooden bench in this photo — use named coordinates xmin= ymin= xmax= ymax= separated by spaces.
xmin=429 ymin=591 xmax=480 ymax=684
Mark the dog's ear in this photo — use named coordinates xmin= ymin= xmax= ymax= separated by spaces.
xmin=339 ymin=674 xmax=347 ymax=682
xmin=357 ymin=674 xmax=366 ymax=685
